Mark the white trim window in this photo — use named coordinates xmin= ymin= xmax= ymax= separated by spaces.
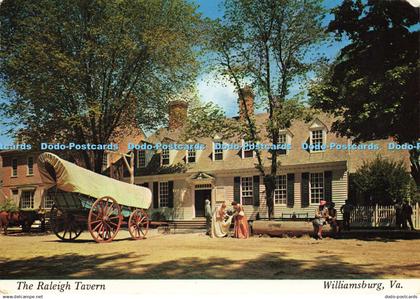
xmin=20 ymin=190 xmax=34 ymax=209
xmin=161 ymin=149 xmax=170 ymax=166
xmin=187 ymin=148 xmax=196 ymax=163
xmin=159 ymin=181 xmax=169 ymax=207
xmin=27 ymin=156 xmax=34 ymax=175
xmin=137 ymin=150 xmax=146 ymax=168
xmin=274 ymin=175 xmax=287 ymax=205
xmin=102 ymin=153 xmax=109 ymax=169
xmin=310 ymin=172 xmax=324 ymax=204
xmin=43 ymin=192 xmax=54 ymax=209
xmin=241 ymin=176 xmax=253 ymax=205
xmin=310 ymin=129 xmax=326 ymax=152
xmin=11 ymin=158 xmax=18 ymax=177
xmin=242 ymin=140 xmax=253 ymax=158
xmin=278 ymin=134 xmax=287 ymax=155
xmin=213 ymin=142 xmax=223 ymax=161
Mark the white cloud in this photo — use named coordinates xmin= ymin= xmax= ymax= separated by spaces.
xmin=197 ymin=73 xmax=238 ymax=117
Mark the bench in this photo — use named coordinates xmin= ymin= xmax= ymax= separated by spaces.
xmin=280 ymin=212 xmax=309 ymax=221
xmin=255 ymin=213 xmax=310 ymax=222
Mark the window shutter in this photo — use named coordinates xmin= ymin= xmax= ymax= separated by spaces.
xmin=168 ymin=181 xmax=174 ymax=208
xmin=142 ymin=182 xmax=149 ymax=189
xmin=324 ymin=171 xmax=332 ymax=203
xmin=153 ymin=182 xmax=159 ymax=208
xmin=301 ymin=173 xmax=309 ymax=208
xmin=253 ymin=175 xmax=260 ymax=207
xmin=287 ymin=173 xmax=295 ymax=208
xmin=234 ymin=177 xmax=241 ymax=203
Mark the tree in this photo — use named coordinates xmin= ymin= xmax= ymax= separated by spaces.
xmin=0 ymin=0 xmax=204 ymax=172
xmin=351 ymin=156 xmax=417 ymax=205
xmin=197 ymin=0 xmax=327 ymax=218
xmin=309 ymin=0 xmax=420 ymax=184
xmin=180 ymin=101 xmax=241 ymax=141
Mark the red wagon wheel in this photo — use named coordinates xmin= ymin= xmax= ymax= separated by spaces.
xmin=88 ymin=196 xmax=122 ymax=243
xmin=128 ymin=209 xmax=149 ymax=240
xmin=50 ymin=205 xmax=83 ymax=241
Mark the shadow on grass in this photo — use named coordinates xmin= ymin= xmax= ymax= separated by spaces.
xmin=0 ymin=251 xmax=388 ymax=279
xmin=334 ymin=230 xmax=420 ymax=242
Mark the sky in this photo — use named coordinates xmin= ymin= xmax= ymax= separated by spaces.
xmin=195 ymin=0 xmax=347 ymax=117
xmin=0 ymin=0 xmax=347 ymax=145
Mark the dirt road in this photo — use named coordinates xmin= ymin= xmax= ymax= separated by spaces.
xmin=1 ymin=230 xmax=419 ymax=279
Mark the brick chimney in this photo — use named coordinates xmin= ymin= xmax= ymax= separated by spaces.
xmin=238 ymin=86 xmax=254 ymax=121
xmin=168 ymin=100 xmax=188 ymax=130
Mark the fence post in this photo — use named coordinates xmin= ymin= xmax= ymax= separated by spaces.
xmin=374 ymin=204 xmax=379 ymax=227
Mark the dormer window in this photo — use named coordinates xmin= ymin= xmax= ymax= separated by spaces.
xmin=161 ymin=149 xmax=170 ymax=165
xmin=242 ymin=140 xmax=254 ymax=158
xmin=278 ymin=134 xmax=287 ymax=155
xmin=213 ymin=142 xmax=223 ymax=160
xmin=309 ymin=118 xmax=327 ymax=152
xmin=187 ymin=148 xmax=196 ymax=163
xmin=310 ymin=129 xmax=325 ymax=152
xmin=213 ymin=134 xmax=224 ymax=161
xmin=276 ymin=129 xmax=293 ymax=155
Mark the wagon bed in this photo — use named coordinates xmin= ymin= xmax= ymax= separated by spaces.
xmin=38 ymin=152 xmax=152 ymax=243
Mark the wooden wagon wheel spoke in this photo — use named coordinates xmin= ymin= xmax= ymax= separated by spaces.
xmin=50 ymin=205 xmax=83 ymax=242
xmin=128 ymin=209 xmax=149 ymax=240
xmin=92 ymin=221 xmax=102 ymax=232
xmin=88 ymin=196 xmax=121 ymax=243
xmin=108 ymin=221 xmax=119 ymax=228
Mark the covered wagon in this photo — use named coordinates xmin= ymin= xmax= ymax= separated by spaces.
xmin=38 ymin=152 xmax=152 ymax=243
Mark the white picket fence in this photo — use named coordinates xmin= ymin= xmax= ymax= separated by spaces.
xmin=350 ymin=203 xmax=420 ymax=229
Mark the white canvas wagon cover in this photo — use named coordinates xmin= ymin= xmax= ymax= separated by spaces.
xmin=37 ymin=152 xmax=152 ymax=209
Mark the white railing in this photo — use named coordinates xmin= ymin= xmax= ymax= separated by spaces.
xmin=350 ymin=203 xmax=419 ymax=229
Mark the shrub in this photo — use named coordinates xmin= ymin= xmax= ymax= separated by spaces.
xmin=351 ymin=156 xmax=415 ymax=205
xmin=0 ymin=197 xmax=19 ymax=212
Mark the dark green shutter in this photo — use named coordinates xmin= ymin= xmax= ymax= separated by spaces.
xmin=287 ymin=173 xmax=295 ymax=208
xmin=234 ymin=177 xmax=241 ymax=203
xmin=253 ymin=175 xmax=260 ymax=206
xmin=168 ymin=181 xmax=174 ymax=208
xmin=142 ymin=182 xmax=149 ymax=188
xmin=153 ymin=182 xmax=159 ymax=208
xmin=324 ymin=171 xmax=332 ymax=203
xmin=301 ymin=172 xmax=309 ymax=208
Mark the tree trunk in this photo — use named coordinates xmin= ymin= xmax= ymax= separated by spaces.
xmin=409 ymin=148 xmax=420 ymax=186
xmin=264 ymin=175 xmax=276 ymax=220
xmin=93 ymin=150 xmax=104 ymax=174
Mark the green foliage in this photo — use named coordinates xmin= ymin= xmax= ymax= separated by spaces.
xmin=0 ymin=0 xmax=205 ymax=172
xmin=351 ymin=156 xmax=415 ymax=205
xmin=181 ymin=101 xmax=242 ymax=141
xmin=0 ymin=197 xmax=19 ymax=212
xmin=200 ymin=0 xmax=327 ymax=218
xmin=308 ymin=0 xmax=420 ymax=184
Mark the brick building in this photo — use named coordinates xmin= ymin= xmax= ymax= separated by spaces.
xmin=0 ymin=128 xmax=144 ymax=210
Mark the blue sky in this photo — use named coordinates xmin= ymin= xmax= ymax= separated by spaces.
xmin=0 ymin=0 xmax=346 ymax=144
xmin=195 ymin=0 xmax=347 ymax=117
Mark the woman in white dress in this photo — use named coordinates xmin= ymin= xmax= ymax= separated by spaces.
xmin=211 ymin=202 xmax=233 ymax=238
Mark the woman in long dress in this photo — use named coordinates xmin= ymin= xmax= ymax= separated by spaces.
xmin=211 ymin=202 xmax=232 ymax=238
xmin=232 ymin=201 xmax=249 ymax=239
